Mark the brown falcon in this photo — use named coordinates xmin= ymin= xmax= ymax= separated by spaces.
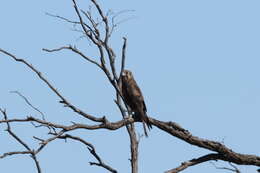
xmin=121 ymin=69 xmax=152 ymax=137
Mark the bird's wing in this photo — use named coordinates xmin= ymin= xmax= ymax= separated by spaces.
xmin=129 ymin=78 xmax=147 ymax=112
xmin=129 ymin=78 xmax=144 ymax=101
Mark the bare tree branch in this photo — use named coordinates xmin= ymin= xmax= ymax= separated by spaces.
xmin=1 ymin=112 xmax=260 ymax=172
xmin=0 ymin=109 xmax=42 ymax=173
xmin=71 ymin=0 xmax=115 ymax=89
xmin=210 ymin=162 xmax=241 ymax=173
xmin=10 ymin=91 xmax=45 ymax=119
xmin=0 ymin=116 xmax=135 ymax=131
xmin=0 ymin=151 xmax=32 ymax=159
xmin=90 ymin=0 xmax=109 ymax=43
xmin=81 ymin=9 xmax=100 ymax=37
xmin=45 ymin=12 xmax=81 ymax=25
xmin=0 ymin=48 xmax=104 ymax=122
xmin=150 ymin=117 xmax=260 ymax=172
xmin=110 ymin=10 xmax=136 ymax=35
xmin=129 ymin=125 xmax=139 ymax=173
xmin=42 ymin=45 xmax=102 ymax=69
xmin=72 ymin=0 xmax=100 ymax=45
xmin=57 ymin=134 xmax=117 ymax=173
xmin=1 ymin=108 xmax=260 ymax=173
xmin=165 ymin=154 xmax=226 ymax=173
xmin=34 ymin=130 xmax=65 ymax=154
xmin=119 ymin=37 xmax=127 ymax=81
xmin=66 ymin=3 xmax=139 ymax=173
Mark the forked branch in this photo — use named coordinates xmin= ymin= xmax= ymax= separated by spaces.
xmin=0 ymin=109 xmax=42 ymax=173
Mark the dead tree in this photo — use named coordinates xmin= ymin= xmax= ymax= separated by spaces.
xmin=0 ymin=0 xmax=260 ymax=173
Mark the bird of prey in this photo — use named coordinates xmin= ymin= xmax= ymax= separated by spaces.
xmin=121 ymin=69 xmax=152 ymax=137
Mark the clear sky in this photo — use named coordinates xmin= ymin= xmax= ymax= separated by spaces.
xmin=1 ymin=0 xmax=260 ymax=173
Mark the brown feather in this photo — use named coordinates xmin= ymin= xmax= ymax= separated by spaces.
xmin=121 ymin=70 xmax=152 ymax=137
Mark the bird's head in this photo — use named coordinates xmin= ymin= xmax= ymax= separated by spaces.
xmin=122 ymin=69 xmax=133 ymax=80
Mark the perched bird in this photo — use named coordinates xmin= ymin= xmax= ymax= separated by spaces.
xmin=121 ymin=69 xmax=152 ymax=137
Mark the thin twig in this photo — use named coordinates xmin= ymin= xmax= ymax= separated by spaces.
xmin=90 ymin=0 xmax=109 ymax=43
xmin=72 ymin=0 xmax=100 ymax=45
xmin=43 ymin=45 xmax=102 ymax=69
xmin=10 ymin=91 xmax=45 ymax=119
xmin=35 ymin=130 xmax=65 ymax=154
xmin=210 ymin=162 xmax=241 ymax=173
xmin=81 ymin=10 xmax=100 ymax=37
xmin=111 ymin=10 xmax=136 ymax=36
xmin=0 ymin=151 xmax=32 ymax=159
xmin=46 ymin=12 xmax=81 ymax=25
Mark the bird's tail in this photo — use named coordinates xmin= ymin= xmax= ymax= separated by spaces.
xmin=142 ymin=121 xmax=149 ymax=137
xmin=144 ymin=115 xmax=152 ymax=130
xmin=134 ymin=112 xmax=152 ymax=137
xmin=143 ymin=115 xmax=152 ymax=137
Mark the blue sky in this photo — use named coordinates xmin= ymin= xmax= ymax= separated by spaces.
xmin=1 ymin=0 xmax=260 ymax=173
